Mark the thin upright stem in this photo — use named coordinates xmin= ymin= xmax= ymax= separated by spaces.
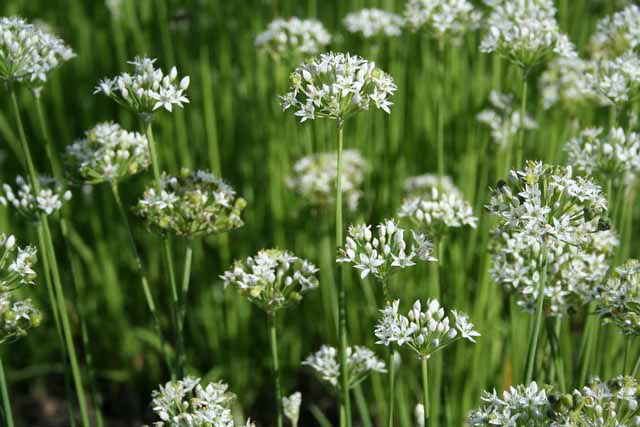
xmin=515 ymin=71 xmax=528 ymax=168
xmin=269 ymin=312 xmax=283 ymax=427
xmin=524 ymin=250 xmax=547 ymax=383
xmin=381 ymin=279 xmax=395 ymax=427
xmin=34 ymin=96 xmax=61 ymax=178
xmin=421 ymin=357 xmax=430 ymax=427
xmin=11 ymin=90 xmax=39 ymax=189
xmin=177 ymin=244 xmax=193 ymax=377
xmin=335 ymin=120 xmax=352 ymax=427
xmin=0 ymin=357 xmax=14 ymax=427
xmin=578 ymin=315 xmax=600 ymax=386
xmin=624 ymin=336 xmax=632 ymax=375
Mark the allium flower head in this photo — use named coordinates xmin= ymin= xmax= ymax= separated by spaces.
xmin=135 ymin=169 xmax=245 ymax=238
xmin=398 ymin=184 xmax=477 ymax=238
xmin=487 ymin=161 xmax=617 ymax=316
xmin=0 ymin=295 xmax=41 ymax=344
xmin=480 ymin=0 xmax=576 ymax=69
xmin=287 ymin=149 xmax=368 ymax=212
xmin=282 ymin=392 xmax=301 ymax=427
xmin=587 ymin=50 xmax=640 ymax=105
xmin=375 ymin=299 xmax=479 ymax=359
xmin=221 ymin=249 xmax=319 ymax=313
xmin=65 ymin=122 xmax=150 ymax=184
xmin=302 ymin=345 xmax=385 ymax=391
xmin=343 ymin=9 xmax=404 ymax=39
xmin=589 ymin=4 xmax=640 ymax=59
xmin=404 ymin=0 xmax=482 ymax=42
xmin=255 ymin=17 xmax=331 ymax=59
xmin=597 ymin=259 xmax=640 ymax=336
xmin=0 ymin=175 xmax=71 ymax=220
xmin=281 ymin=52 xmax=397 ymax=123
xmin=566 ymin=127 xmax=640 ymax=185
xmin=540 ymin=57 xmax=605 ymax=110
xmin=0 ymin=234 xmax=37 ymax=291
xmin=337 ymin=219 xmax=436 ymax=281
xmin=402 ymin=173 xmax=461 ymax=198
xmin=477 ymin=91 xmax=538 ymax=148
xmin=94 ymin=56 xmax=190 ymax=116
xmin=145 ymin=376 xmax=255 ymax=427
xmin=0 ymin=17 xmax=75 ymax=87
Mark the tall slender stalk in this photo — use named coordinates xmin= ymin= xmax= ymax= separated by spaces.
xmin=382 ymin=280 xmax=394 ymax=427
xmin=268 ymin=312 xmax=283 ymax=427
xmin=335 ymin=119 xmax=352 ymax=427
xmin=0 ymin=356 xmax=14 ymax=427
xmin=515 ymin=71 xmax=528 ymax=168
xmin=177 ymin=243 xmax=193 ymax=377
xmin=421 ymin=357 xmax=429 ymax=427
xmin=524 ymin=249 xmax=547 ymax=383
xmin=10 ymin=88 xmax=91 ymax=427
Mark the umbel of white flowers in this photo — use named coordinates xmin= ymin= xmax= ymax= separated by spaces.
xmin=487 ymin=161 xmax=618 ymax=316
xmin=0 ymin=233 xmax=41 ymax=344
xmin=343 ymin=8 xmax=404 ymax=39
xmin=65 ymin=122 xmax=150 ymax=184
xmin=0 ymin=175 xmax=72 ymax=220
xmin=598 ymin=259 xmax=640 ymax=337
xmin=135 ymin=169 xmax=246 ymax=238
xmin=375 ymin=299 xmax=479 ymax=359
xmin=477 ymin=91 xmax=538 ymax=148
xmin=255 ymin=17 xmax=331 ymax=58
xmin=480 ymin=0 xmax=576 ymax=70
xmin=586 ymin=50 xmax=640 ymax=106
xmin=589 ymin=4 xmax=640 ymax=59
xmin=287 ymin=149 xmax=368 ymax=212
xmin=280 ymin=52 xmax=397 ymax=123
xmin=302 ymin=345 xmax=386 ymax=391
xmin=565 ymin=127 xmax=640 ymax=186
xmin=337 ymin=219 xmax=436 ymax=282
xmin=468 ymin=376 xmax=640 ymax=427
xmin=143 ymin=376 xmax=256 ymax=427
xmin=0 ymin=16 xmax=75 ymax=87
xmin=221 ymin=249 xmax=319 ymax=313
xmin=404 ymin=0 xmax=481 ymax=43
xmin=95 ymin=56 xmax=190 ymax=117
xmin=540 ymin=56 xmax=605 ymax=110
xmin=282 ymin=392 xmax=302 ymax=427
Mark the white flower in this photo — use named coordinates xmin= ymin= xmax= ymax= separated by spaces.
xmin=282 ymin=392 xmax=302 ymax=427
xmin=65 ymin=122 xmax=150 ymax=184
xmin=589 ymin=4 xmax=640 ymax=58
xmin=302 ymin=345 xmax=385 ymax=390
xmin=597 ymin=259 xmax=640 ymax=336
xmin=0 ymin=175 xmax=71 ymax=219
xmin=281 ymin=52 xmax=397 ymax=123
xmin=0 ymin=17 xmax=75 ymax=87
xmin=540 ymin=57 xmax=606 ymax=110
xmin=404 ymin=0 xmax=482 ymax=42
xmin=586 ymin=50 xmax=640 ymax=106
xmin=255 ymin=17 xmax=330 ymax=57
xmin=480 ymin=0 xmax=576 ymax=69
xmin=95 ymin=56 xmax=189 ymax=115
xmin=467 ymin=381 xmax=550 ymax=426
xmin=477 ymin=91 xmax=538 ymax=148
xmin=343 ymin=9 xmax=404 ymax=38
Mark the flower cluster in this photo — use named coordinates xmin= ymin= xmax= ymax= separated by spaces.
xmin=398 ymin=186 xmax=478 ymax=238
xmin=402 ymin=173 xmax=461 ymax=198
xmin=540 ymin=57 xmax=604 ymax=110
xmin=337 ymin=219 xmax=436 ymax=281
xmin=487 ymin=161 xmax=617 ymax=315
xmin=589 ymin=4 xmax=640 ymax=58
xmin=302 ymin=345 xmax=385 ymax=391
xmin=280 ymin=52 xmax=397 ymax=122
xmin=597 ymin=259 xmax=640 ymax=336
xmin=255 ymin=17 xmax=331 ymax=58
xmin=287 ymin=149 xmax=368 ymax=212
xmin=282 ymin=392 xmax=301 ymax=427
xmin=0 ymin=175 xmax=72 ymax=220
xmin=135 ymin=169 xmax=245 ymax=238
xmin=0 ymin=16 xmax=75 ymax=87
xmin=0 ymin=296 xmax=41 ymax=344
xmin=343 ymin=9 xmax=404 ymax=39
xmin=565 ymin=127 xmax=640 ymax=185
xmin=375 ymin=299 xmax=479 ymax=359
xmin=586 ymin=51 xmax=640 ymax=105
xmin=477 ymin=91 xmax=538 ymax=148
xmin=480 ymin=0 xmax=576 ymax=69
xmin=404 ymin=0 xmax=481 ymax=42
xmin=145 ymin=376 xmax=255 ymax=427
xmin=65 ymin=122 xmax=150 ymax=184
xmin=95 ymin=56 xmax=190 ymax=115
xmin=221 ymin=249 xmax=319 ymax=313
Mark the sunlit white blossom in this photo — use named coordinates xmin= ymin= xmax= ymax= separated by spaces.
xmin=0 ymin=175 xmax=71 ymax=219
xmin=344 ymin=9 xmax=404 ymax=39
xmin=404 ymin=0 xmax=482 ymax=42
xmin=255 ymin=17 xmax=331 ymax=58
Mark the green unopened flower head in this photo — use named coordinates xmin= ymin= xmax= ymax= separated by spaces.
xmin=65 ymin=122 xmax=150 ymax=184
xmin=221 ymin=249 xmax=319 ymax=313
xmin=135 ymin=169 xmax=245 ymax=238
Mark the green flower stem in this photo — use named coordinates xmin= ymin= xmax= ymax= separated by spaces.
xmin=0 ymin=356 xmax=14 ymax=427
xmin=11 ymin=88 xmax=91 ymax=427
xmin=524 ymin=249 xmax=547 ymax=383
xmin=111 ymin=183 xmax=171 ymax=374
xmin=336 ymin=120 xmax=352 ymax=427
xmin=515 ymin=70 xmax=528 ymax=168
xmin=381 ymin=279 xmax=395 ymax=427
xmin=546 ymin=317 xmax=566 ymax=392
xmin=143 ymin=120 xmax=181 ymax=375
xmin=578 ymin=313 xmax=600 ymax=386
xmin=421 ymin=357 xmax=430 ymax=427
xmin=177 ymin=243 xmax=193 ymax=377
xmin=437 ymin=46 xmax=446 ymax=183
xmin=268 ymin=312 xmax=283 ymax=427
xmin=624 ymin=336 xmax=632 ymax=375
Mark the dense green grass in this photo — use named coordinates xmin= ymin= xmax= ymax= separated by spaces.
xmin=0 ymin=0 xmax=635 ymax=426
